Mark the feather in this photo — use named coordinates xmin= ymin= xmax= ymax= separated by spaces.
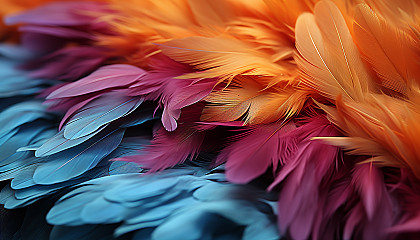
xmin=351 ymin=163 xmax=384 ymax=220
xmin=0 ymin=58 xmax=54 ymax=97
xmin=159 ymin=36 xmax=294 ymax=85
xmin=217 ymin=122 xmax=297 ymax=184
xmin=340 ymin=167 xmax=394 ymax=240
xmin=24 ymin=46 xmax=109 ymax=81
xmin=58 ymin=95 xmax=101 ymax=130
xmin=361 ymin=0 xmax=420 ymax=36
xmin=18 ymin=25 xmax=94 ymax=40
xmin=0 ymin=101 xmax=53 ymax=139
xmin=0 ymin=123 xmax=50 ymax=170
xmin=33 ymin=128 xmax=125 ymax=184
xmin=0 ymin=43 xmax=36 ymax=60
xmin=63 ymin=93 xmax=143 ymax=139
xmin=3 ymin=1 xmax=420 ymax=239
xmin=315 ymin=94 xmax=420 ymax=178
xmin=47 ymin=64 xmax=146 ymax=99
xmin=295 ymin=1 xmax=374 ymax=101
xmin=118 ymin=126 xmax=205 ymax=171
xmin=201 ymin=76 xmax=307 ymax=124
xmin=35 ymin=125 xmax=106 ymax=158
xmin=162 ymin=78 xmax=217 ymax=131
xmin=353 ymin=3 xmax=420 ymax=94
xmin=0 ymin=134 xmax=149 ymax=210
xmin=46 ymin=166 xmax=279 ymax=239
xmin=265 ymin=117 xmax=340 ymax=240
xmin=129 ymin=55 xmax=215 ymax=131
xmin=262 ymin=0 xmax=317 ymax=39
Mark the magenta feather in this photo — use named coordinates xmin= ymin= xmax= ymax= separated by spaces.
xmin=117 ymin=126 xmax=205 ymax=171
xmin=216 ymin=122 xmax=297 ymax=184
xmin=25 ymin=46 xmax=108 ymax=81
xmin=130 ymin=55 xmax=215 ymax=131
xmin=352 ymin=163 xmax=384 ymax=220
xmin=262 ymin=117 xmax=340 ymax=240
xmin=48 ymin=64 xmax=146 ymax=99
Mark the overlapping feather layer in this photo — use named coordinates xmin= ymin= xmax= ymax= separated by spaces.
xmin=0 ymin=0 xmax=420 ymax=240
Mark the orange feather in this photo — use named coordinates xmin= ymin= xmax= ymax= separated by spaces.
xmin=159 ymin=36 xmax=295 ymax=86
xmin=316 ymin=94 xmax=420 ymax=178
xmin=201 ymin=76 xmax=307 ymax=124
xmin=295 ymin=1 xmax=375 ymax=102
xmin=353 ymin=3 xmax=420 ymax=95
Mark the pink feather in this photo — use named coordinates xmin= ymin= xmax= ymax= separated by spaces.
xmin=263 ymin=117 xmax=340 ymax=240
xmin=48 ymin=64 xmax=146 ymax=99
xmin=130 ymin=55 xmax=216 ymax=131
xmin=217 ymin=122 xmax=297 ymax=184
xmin=351 ymin=163 xmax=383 ymax=220
xmin=117 ymin=126 xmax=205 ymax=171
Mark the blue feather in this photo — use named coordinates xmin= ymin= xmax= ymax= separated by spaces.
xmin=46 ymin=166 xmax=280 ymax=239
xmin=108 ymin=161 xmax=143 ymax=175
xmin=81 ymin=197 xmax=127 ymax=224
xmin=35 ymin=125 xmax=108 ymax=157
xmin=63 ymin=93 xmax=143 ymax=139
xmin=0 ymin=123 xmax=52 ymax=171
xmin=119 ymin=105 xmax=157 ymax=128
xmin=33 ymin=128 xmax=125 ymax=184
xmin=0 ymin=101 xmax=54 ymax=139
xmin=16 ymin=128 xmax=58 ymax=152
xmin=0 ymin=133 xmax=151 ymax=210
xmin=0 ymin=127 xmax=19 ymax=149
xmin=10 ymin=165 xmax=37 ymax=189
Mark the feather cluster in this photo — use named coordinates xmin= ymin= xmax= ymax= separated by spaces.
xmin=0 ymin=0 xmax=420 ymax=239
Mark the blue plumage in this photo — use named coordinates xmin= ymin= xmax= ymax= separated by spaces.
xmin=47 ymin=165 xmax=279 ymax=239
xmin=63 ymin=93 xmax=143 ymax=139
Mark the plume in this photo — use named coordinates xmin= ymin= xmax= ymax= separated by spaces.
xmin=201 ymin=76 xmax=307 ymax=124
xmin=160 ymin=36 xmax=295 ymax=86
xmin=217 ymin=122 xmax=297 ymax=184
xmin=48 ymin=64 xmax=146 ymax=99
xmin=316 ymin=94 xmax=420 ymax=178
xmin=117 ymin=126 xmax=206 ymax=171
xmin=295 ymin=0 xmax=375 ymax=101
xmin=353 ymin=3 xmax=420 ymax=95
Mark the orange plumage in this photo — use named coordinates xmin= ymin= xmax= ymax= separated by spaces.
xmin=295 ymin=1 xmax=420 ymax=177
